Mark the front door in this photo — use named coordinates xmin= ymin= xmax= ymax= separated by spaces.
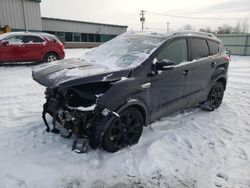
xmin=0 ymin=35 xmax=25 ymax=62
xmin=149 ymin=38 xmax=192 ymax=121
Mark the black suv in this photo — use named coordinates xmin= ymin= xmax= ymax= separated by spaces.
xmin=32 ymin=31 xmax=229 ymax=153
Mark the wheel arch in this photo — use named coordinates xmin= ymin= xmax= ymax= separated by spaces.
xmin=211 ymin=65 xmax=228 ymax=90
xmin=43 ymin=51 xmax=59 ymax=61
xmin=116 ymin=98 xmax=149 ymax=126
xmin=92 ymin=98 xmax=149 ymax=148
xmin=216 ymin=77 xmax=227 ymax=90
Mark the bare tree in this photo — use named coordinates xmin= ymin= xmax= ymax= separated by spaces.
xmin=199 ymin=27 xmax=212 ymax=33
xmin=241 ymin=18 xmax=249 ymax=33
xmin=179 ymin=24 xmax=195 ymax=31
xmin=217 ymin=24 xmax=233 ymax=34
xmin=233 ymin=21 xmax=241 ymax=33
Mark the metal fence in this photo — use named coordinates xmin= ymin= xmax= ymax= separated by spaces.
xmin=217 ymin=34 xmax=250 ymax=56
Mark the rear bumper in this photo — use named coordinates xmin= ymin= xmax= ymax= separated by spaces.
xmin=58 ymin=50 xmax=65 ymax=60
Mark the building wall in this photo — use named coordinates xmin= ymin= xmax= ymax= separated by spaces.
xmin=24 ymin=0 xmax=42 ymax=30
xmin=42 ymin=17 xmax=127 ymax=44
xmin=0 ymin=0 xmax=42 ymax=31
xmin=0 ymin=0 xmax=127 ymax=47
xmin=42 ymin=18 xmax=127 ymax=35
xmin=217 ymin=34 xmax=250 ymax=56
xmin=64 ymin=42 xmax=101 ymax=49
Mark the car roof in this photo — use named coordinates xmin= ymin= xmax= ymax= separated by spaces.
xmin=0 ymin=32 xmax=55 ymax=40
xmin=171 ymin=30 xmax=220 ymax=42
xmin=127 ymin=30 xmax=220 ymax=42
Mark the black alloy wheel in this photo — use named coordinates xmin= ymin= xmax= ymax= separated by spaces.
xmin=202 ymin=81 xmax=225 ymax=111
xmin=102 ymin=107 xmax=144 ymax=152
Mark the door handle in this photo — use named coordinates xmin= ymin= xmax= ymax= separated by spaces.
xmin=211 ymin=62 xmax=216 ymax=68
xmin=141 ymin=82 xmax=151 ymax=89
xmin=182 ymin=70 xmax=190 ymax=76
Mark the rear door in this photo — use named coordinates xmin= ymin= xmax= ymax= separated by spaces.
xmin=187 ymin=37 xmax=218 ymax=107
xmin=21 ymin=35 xmax=46 ymax=61
xmin=149 ymin=38 xmax=192 ymax=121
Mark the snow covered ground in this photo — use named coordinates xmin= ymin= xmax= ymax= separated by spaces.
xmin=0 ymin=49 xmax=249 ymax=188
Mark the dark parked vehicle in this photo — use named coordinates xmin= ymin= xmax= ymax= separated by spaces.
xmin=32 ymin=31 xmax=230 ymax=153
xmin=0 ymin=32 xmax=65 ymax=63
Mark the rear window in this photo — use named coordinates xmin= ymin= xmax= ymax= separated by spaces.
xmin=207 ymin=40 xmax=220 ymax=55
xmin=191 ymin=38 xmax=209 ymax=60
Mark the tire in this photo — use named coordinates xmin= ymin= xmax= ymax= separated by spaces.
xmin=101 ymin=107 xmax=144 ymax=152
xmin=44 ymin=52 xmax=59 ymax=63
xmin=201 ymin=81 xmax=225 ymax=111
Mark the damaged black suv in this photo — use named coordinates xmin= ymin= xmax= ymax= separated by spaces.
xmin=32 ymin=31 xmax=229 ymax=153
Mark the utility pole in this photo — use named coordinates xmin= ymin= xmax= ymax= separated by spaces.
xmin=167 ymin=22 xmax=170 ymax=31
xmin=140 ymin=10 xmax=145 ymax=31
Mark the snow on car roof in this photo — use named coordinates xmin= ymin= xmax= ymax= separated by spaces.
xmin=126 ymin=30 xmax=172 ymax=38
xmin=125 ymin=30 xmax=217 ymax=40
xmin=0 ymin=32 xmax=55 ymax=40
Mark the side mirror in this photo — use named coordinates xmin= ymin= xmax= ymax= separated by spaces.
xmin=1 ymin=40 xmax=9 ymax=47
xmin=155 ymin=59 xmax=175 ymax=71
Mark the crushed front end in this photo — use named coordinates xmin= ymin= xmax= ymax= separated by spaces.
xmin=42 ymin=83 xmax=112 ymax=153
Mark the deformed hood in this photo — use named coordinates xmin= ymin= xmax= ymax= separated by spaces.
xmin=32 ymin=58 xmax=131 ymax=88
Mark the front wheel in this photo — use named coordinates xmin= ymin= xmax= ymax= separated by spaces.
xmin=102 ymin=107 xmax=144 ymax=152
xmin=201 ymin=81 xmax=225 ymax=111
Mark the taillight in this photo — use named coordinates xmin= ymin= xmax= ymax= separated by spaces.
xmin=224 ymin=55 xmax=230 ymax=61
xmin=60 ymin=43 xmax=64 ymax=49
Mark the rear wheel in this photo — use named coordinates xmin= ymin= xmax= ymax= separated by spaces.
xmin=44 ymin=52 xmax=59 ymax=63
xmin=102 ymin=107 xmax=144 ymax=152
xmin=201 ymin=81 xmax=225 ymax=111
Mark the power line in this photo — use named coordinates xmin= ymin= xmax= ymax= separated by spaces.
xmin=145 ymin=10 xmax=247 ymax=20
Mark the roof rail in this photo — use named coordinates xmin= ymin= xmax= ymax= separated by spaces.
xmin=172 ymin=30 xmax=216 ymax=38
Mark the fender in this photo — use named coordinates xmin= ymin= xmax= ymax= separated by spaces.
xmin=116 ymin=98 xmax=150 ymax=124
xmin=210 ymin=65 xmax=228 ymax=90
xmin=93 ymin=98 xmax=149 ymax=148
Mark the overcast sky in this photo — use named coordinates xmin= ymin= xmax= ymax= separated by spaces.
xmin=40 ymin=0 xmax=250 ymax=31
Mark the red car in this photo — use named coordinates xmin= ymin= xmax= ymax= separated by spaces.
xmin=0 ymin=32 xmax=65 ymax=63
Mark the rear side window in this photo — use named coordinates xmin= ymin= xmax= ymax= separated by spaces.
xmin=191 ymin=38 xmax=209 ymax=60
xmin=157 ymin=39 xmax=188 ymax=64
xmin=207 ymin=40 xmax=220 ymax=55
xmin=46 ymin=35 xmax=61 ymax=43
xmin=24 ymin=36 xmax=44 ymax=43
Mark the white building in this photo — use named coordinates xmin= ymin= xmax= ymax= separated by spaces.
xmin=0 ymin=0 xmax=128 ymax=47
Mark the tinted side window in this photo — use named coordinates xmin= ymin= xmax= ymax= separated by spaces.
xmin=81 ymin=34 xmax=88 ymax=42
xmin=65 ymin=32 xmax=73 ymax=42
xmin=207 ymin=40 xmax=220 ymax=55
xmin=95 ymin=34 xmax=101 ymax=42
xmin=191 ymin=38 xmax=209 ymax=60
xmin=157 ymin=39 xmax=188 ymax=64
xmin=24 ymin=36 xmax=44 ymax=43
xmin=89 ymin=34 xmax=95 ymax=42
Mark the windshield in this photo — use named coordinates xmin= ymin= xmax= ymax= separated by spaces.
xmin=0 ymin=32 xmax=13 ymax=40
xmin=82 ymin=33 xmax=165 ymax=70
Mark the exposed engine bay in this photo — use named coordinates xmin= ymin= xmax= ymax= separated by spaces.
xmin=42 ymin=82 xmax=114 ymax=153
